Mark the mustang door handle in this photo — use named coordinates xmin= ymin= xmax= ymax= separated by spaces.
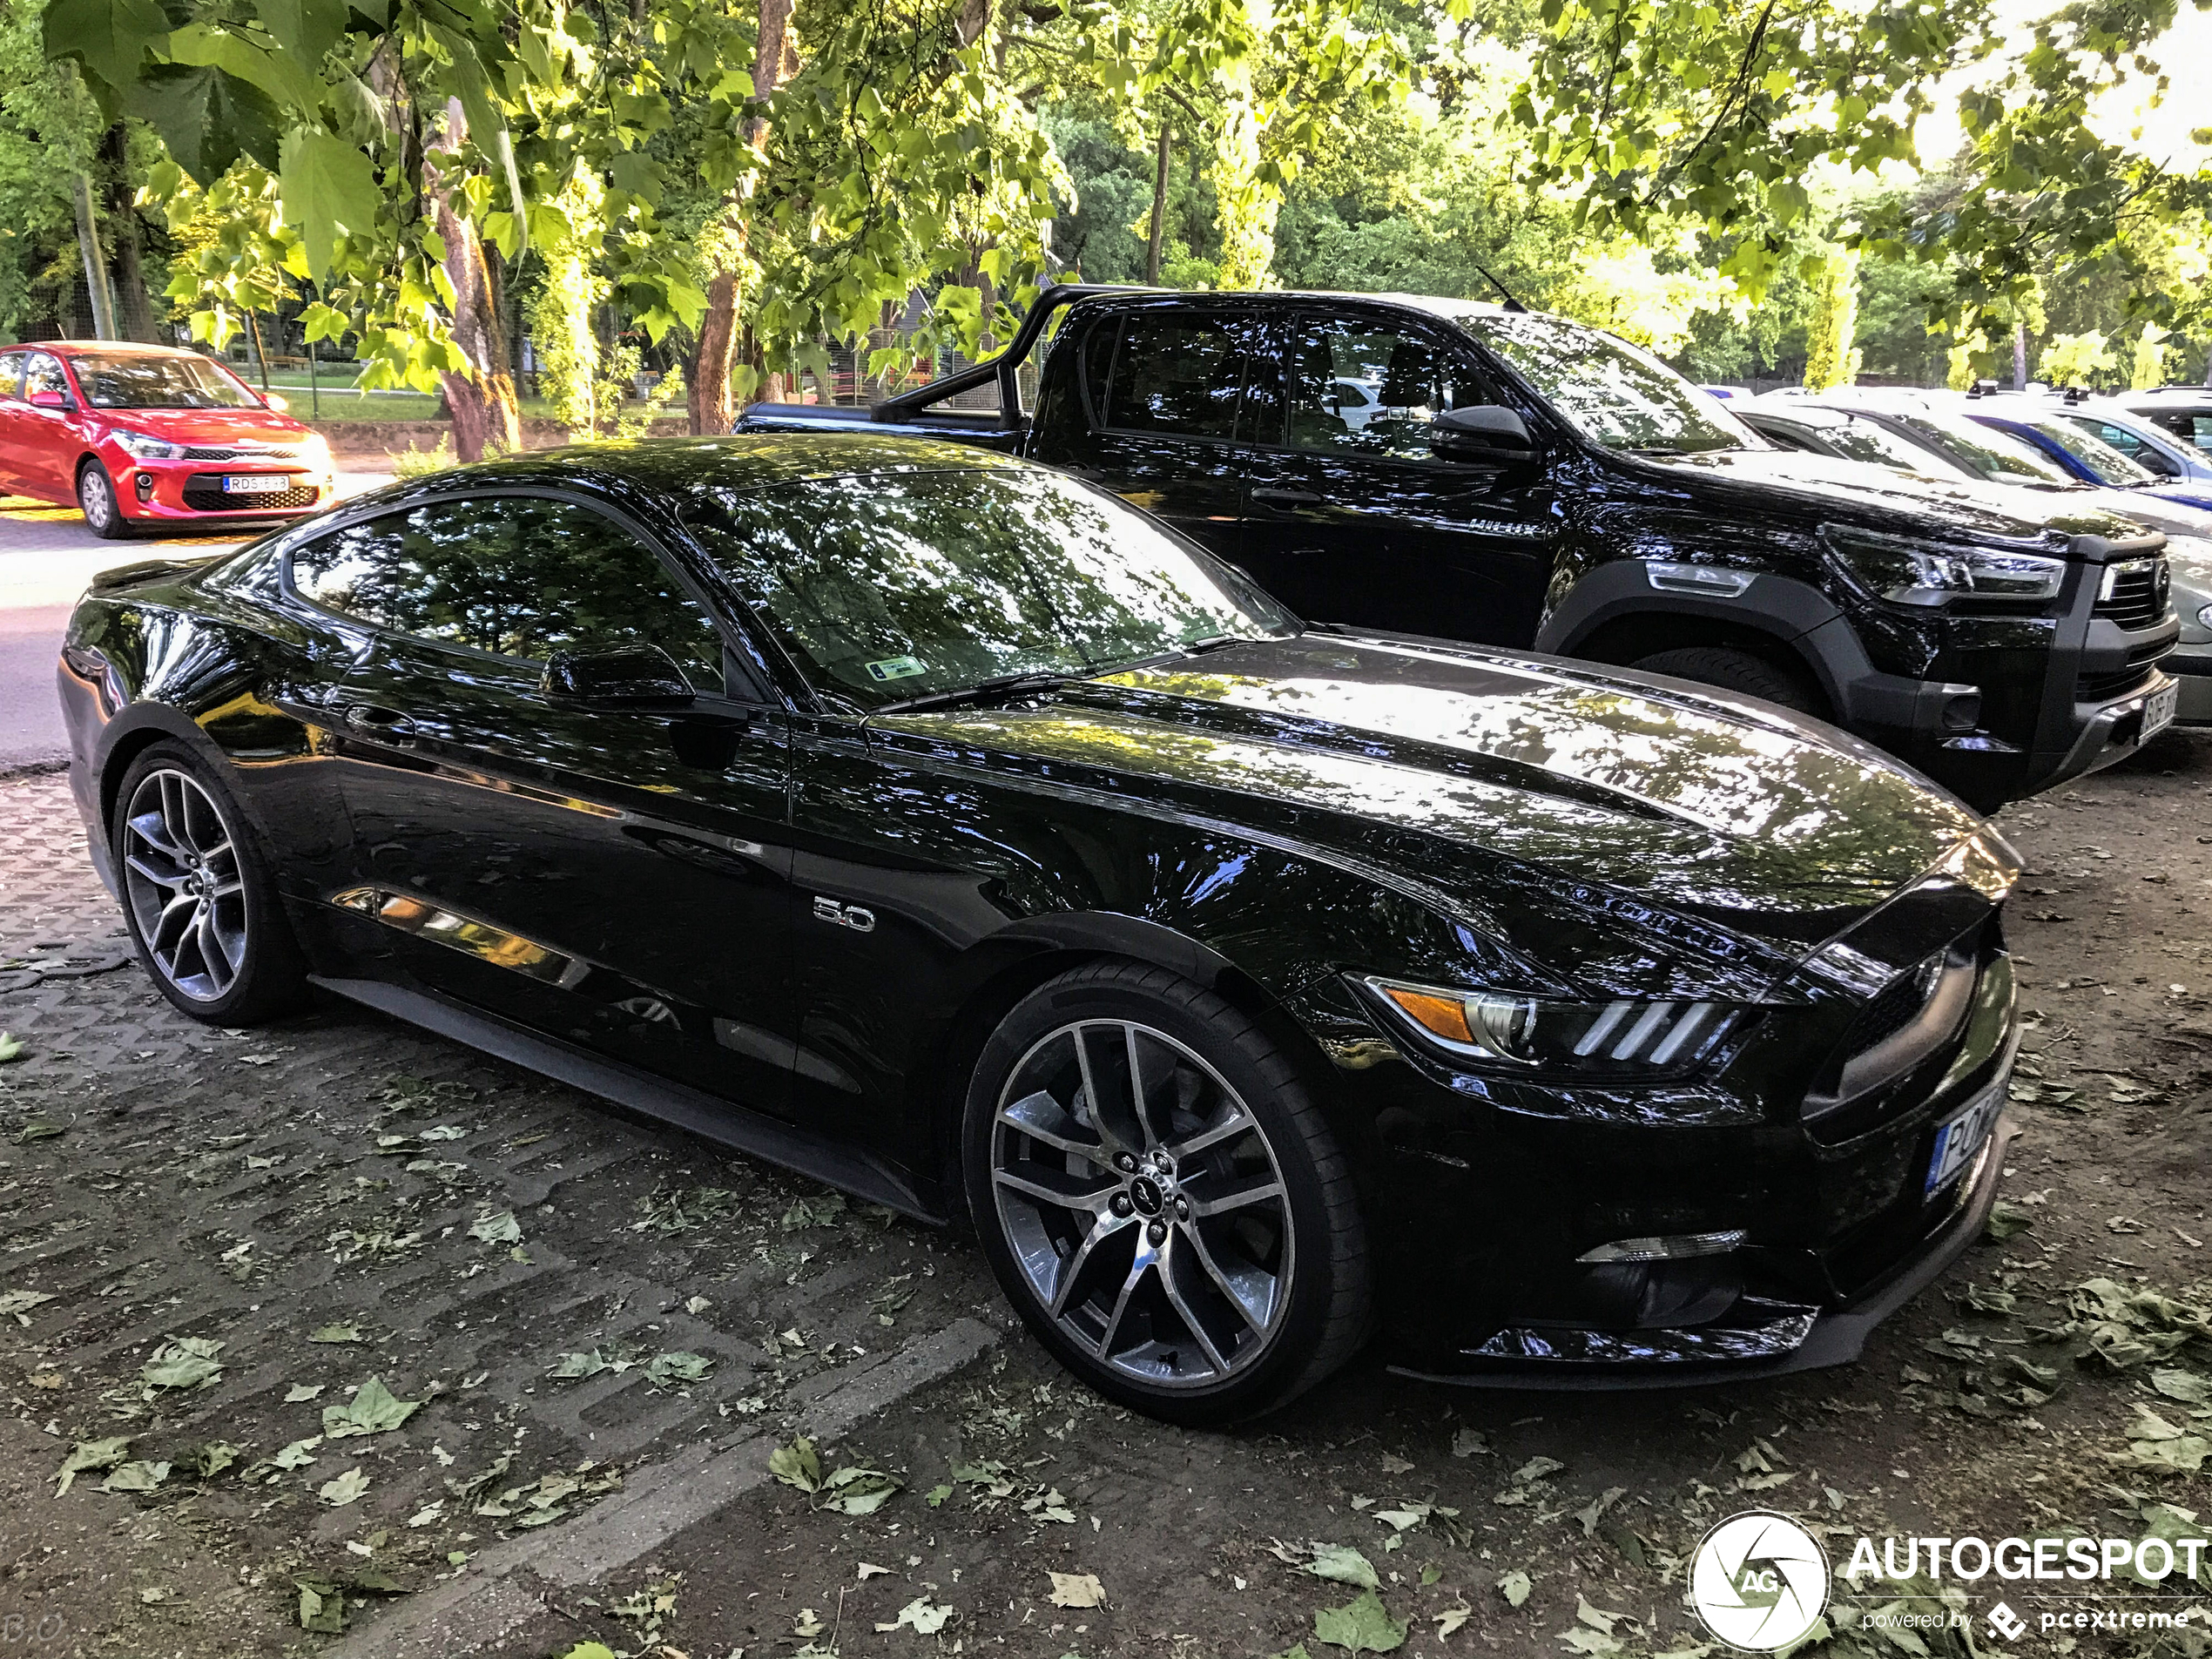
xmin=341 ymin=704 xmax=419 ymax=741
xmin=1251 ymin=487 xmax=1324 ymax=508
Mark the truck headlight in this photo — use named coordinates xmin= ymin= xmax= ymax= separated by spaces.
xmin=1359 ymin=976 xmax=1741 ymax=1077
xmin=1822 ymin=524 xmax=2065 ymax=606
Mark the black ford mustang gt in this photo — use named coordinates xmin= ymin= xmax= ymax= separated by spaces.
xmin=58 ymin=435 xmax=2020 ymax=1422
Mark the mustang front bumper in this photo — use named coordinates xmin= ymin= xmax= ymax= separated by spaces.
xmin=1390 ymin=1113 xmax=2015 ymax=1390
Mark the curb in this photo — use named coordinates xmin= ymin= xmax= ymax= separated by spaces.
xmin=329 ymin=1314 xmax=1003 ymax=1658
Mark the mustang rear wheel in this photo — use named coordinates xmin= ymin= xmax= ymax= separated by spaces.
xmin=111 ymin=744 xmax=308 ymax=1023
xmin=963 ymin=961 xmax=1369 ymax=1423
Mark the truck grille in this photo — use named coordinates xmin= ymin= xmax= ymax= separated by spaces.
xmin=2078 ymin=664 xmax=2159 ymax=702
xmin=2094 ymin=556 xmax=2169 ymax=629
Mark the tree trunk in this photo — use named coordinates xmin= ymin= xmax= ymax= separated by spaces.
xmin=2013 ymin=319 xmax=2028 ymax=389
xmin=100 ymin=126 xmax=156 ymax=341
xmin=689 ymin=0 xmax=799 ymax=433
xmin=71 ymin=173 xmax=117 ymax=340
xmin=425 ymin=98 xmax=521 ymax=462
xmin=1146 ymin=125 xmax=1170 ymax=286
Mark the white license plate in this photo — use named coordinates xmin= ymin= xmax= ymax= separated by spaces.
xmin=1925 ymin=1078 xmax=2006 ymax=1197
xmin=2142 ymin=681 xmax=2179 ymax=742
xmin=224 ymin=473 xmax=293 ymax=494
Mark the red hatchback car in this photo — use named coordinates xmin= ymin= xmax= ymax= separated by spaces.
xmin=0 ymin=341 xmax=334 ymax=537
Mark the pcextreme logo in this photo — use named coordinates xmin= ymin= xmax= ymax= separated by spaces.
xmin=1689 ymin=1511 xmax=1831 ymax=1651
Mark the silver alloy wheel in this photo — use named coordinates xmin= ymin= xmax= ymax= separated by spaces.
xmin=78 ymin=466 xmax=116 ymax=530
xmin=989 ymin=1018 xmax=1294 ymax=1388
xmin=119 ymin=768 xmax=249 ymax=1002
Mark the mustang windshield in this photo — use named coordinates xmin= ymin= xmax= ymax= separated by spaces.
xmin=71 ymin=353 xmax=264 ymax=410
xmin=1460 ymin=312 xmax=1760 ymax=455
xmin=683 ymin=469 xmax=1294 ymax=711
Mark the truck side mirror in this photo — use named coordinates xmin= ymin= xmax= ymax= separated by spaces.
xmin=1429 ymin=405 xmax=1539 ymax=462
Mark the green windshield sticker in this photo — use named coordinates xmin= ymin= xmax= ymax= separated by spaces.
xmin=865 ymin=656 xmax=927 ymax=683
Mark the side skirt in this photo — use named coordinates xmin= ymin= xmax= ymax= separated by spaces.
xmin=309 ymin=974 xmax=948 ymax=1226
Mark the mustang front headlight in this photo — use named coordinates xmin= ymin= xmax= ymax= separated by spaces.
xmin=112 ymin=428 xmax=186 ymax=461
xmin=1359 ymin=975 xmax=1740 ymax=1077
xmin=1821 ymin=523 xmax=2064 ymax=606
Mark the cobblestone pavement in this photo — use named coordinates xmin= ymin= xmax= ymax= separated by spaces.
xmin=0 ymin=772 xmax=1002 ymax=1656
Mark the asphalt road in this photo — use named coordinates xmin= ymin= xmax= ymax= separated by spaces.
xmin=0 ymin=476 xmax=389 ymax=771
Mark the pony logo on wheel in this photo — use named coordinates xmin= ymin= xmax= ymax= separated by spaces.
xmin=1690 ymin=1511 xmax=1831 ymax=1651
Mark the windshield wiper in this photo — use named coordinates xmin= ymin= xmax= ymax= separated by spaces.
xmin=872 ymin=671 xmax=1079 ymax=716
xmin=1181 ymin=633 xmax=1251 ymax=654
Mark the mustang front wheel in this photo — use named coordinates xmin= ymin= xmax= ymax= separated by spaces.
xmin=112 ymin=744 xmax=307 ymax=1023
xmin=964 ymin=961 xmax=1369 ymax=1423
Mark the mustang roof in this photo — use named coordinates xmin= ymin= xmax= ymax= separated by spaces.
xmin=416 ymin=433 xmax=1030 ymax=500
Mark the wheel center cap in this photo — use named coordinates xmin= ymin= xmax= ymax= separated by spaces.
xmin=1128 ymin=1176 xmax=1164 ymax=1217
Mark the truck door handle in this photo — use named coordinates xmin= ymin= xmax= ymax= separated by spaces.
xmin=341 ymin=703 xmax=418 ymax=742
xmin=1251 ymin=487 xmax=1323 ymax=508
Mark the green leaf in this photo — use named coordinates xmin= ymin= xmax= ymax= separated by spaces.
xmin=194 ymin=1441 xmax=239 ymax=1478
xmin=645 ymin=1352 xmax=712 ymax=1387
xmin=323 ymin=1375 xmax=421 ymax=1438
xmin=54 ymin=1436 xmax=132 ymax=1495
xmin=556 ymin=1646 xmax=619 ymax=1659
xmin=43 ymin=0 xmax=169 ymax=90
xmin=142 ymin=1336 xmax=226 ymax=1390
xmin=0 ymin=1032 xmax=24 ymax=1062
xmin=769 ymin=1437 xmax=825 ymax=1493
xmin=279 ymin=127 xmax=381 ymax=281
xmin=163 ymin=23 xmax=321 ymax=115
xmin=297 ymin=1579 xmax=347 ymax=1634
xmin=1312 ymin=1588 xmax=1408 ymax=1653
xmin=318 ymin=1466 xmax=371 ymax=1506
xmin=0 ymin=1289 xmax=55 ymax=1318
xmin=1499 ymin=1569 xmax=1533 ymax=1607
xmin=820 ymin=1466 xmax=903 ymax=1515
xmin=1985 ymin=1200 xmax=2035 ymax=1241
xmin=100 ymin=1460 xmax=172 ymax=1493
xmin=467 ymin=1207 xmax=523 ymax=1245
xmin=1306 ymin=1545 xmax=1380 ymax=1590
xmin=128 ymin=64 xmax=283 ymax=185
xmin=248 ymin=0 xmax=349 ymax=64
xmin=309 ymin=1323 xmax=362 ymax=1344
xmin=272 ymin=1435 xmax=323 ymax=1469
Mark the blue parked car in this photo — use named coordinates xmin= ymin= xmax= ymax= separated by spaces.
xmin=1965 ymin=391 xmax=2212 ymax=515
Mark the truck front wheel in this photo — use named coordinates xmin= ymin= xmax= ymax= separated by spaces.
xmin=1631 ymin=645 xmax=1825 ymax=718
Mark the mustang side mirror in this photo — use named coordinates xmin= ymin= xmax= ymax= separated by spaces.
xmin=543 ymin=645 xmax=695 ymax=706
xmin=1430 ymin=404 xmax=1539 ymax=462
xmin=28 ymin=388 xmax=72 ymax=411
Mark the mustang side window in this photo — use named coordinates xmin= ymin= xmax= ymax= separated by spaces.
xmin=290 ymin=498 xmax=723 ymax=685
xmin=1283 ymin=321 xmax=1487 ymax=462
xmin=1103 ymin=315 xmax=1247 ymax=440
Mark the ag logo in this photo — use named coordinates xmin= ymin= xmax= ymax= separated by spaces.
xmin=1689 ymin=1511 xmax=1831 ymax=1651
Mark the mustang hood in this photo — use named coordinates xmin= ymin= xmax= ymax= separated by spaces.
xmin=876 ymin=633 xmax=2014 ymax=967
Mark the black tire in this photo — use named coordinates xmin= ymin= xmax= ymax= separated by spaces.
xmin=1630 ymin=644 xmax=1824 ymax=717
xmin=77 ymin=462 xmax=132 ymax=540
xmin=961 ymin=961 xmax=1370 ymax=1425
xmin=111 ymin=742 xmax=310 ymax=1024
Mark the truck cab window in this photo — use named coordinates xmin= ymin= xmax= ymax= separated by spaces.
xmin=1284 ymin=321 xmax=1486 ymax=462
xmin=1103 ymin=315 xmax=1246 ymax=440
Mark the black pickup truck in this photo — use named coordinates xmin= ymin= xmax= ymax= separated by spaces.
xmin=739 ymin=285 xmax=2180 ymax=810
